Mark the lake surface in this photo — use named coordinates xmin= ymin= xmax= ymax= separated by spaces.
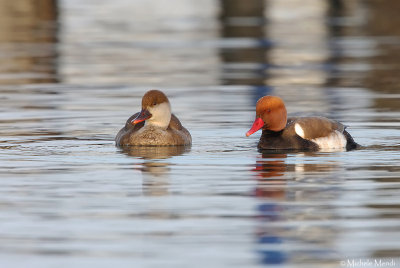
xmin=1 ymin=0 xmax=400 ymax=267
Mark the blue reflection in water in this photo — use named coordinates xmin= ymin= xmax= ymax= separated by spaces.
xmin=257 ymin=203 xmax=287 ymax=265
xmin=253 ymin=153 xmax=288 ymax=265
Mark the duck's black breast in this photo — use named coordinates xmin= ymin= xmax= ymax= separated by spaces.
xmin=258 ymin=117 xmax=318 ymax=151
xmin=258 ymin=127 xmax=319 ymax=151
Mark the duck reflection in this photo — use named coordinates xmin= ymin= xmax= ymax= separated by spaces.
xmin=254 ymin=153 xmax=287 ymax=199
xmin=119 ymin=146 xmax=190 ymax=160
xmin=119 ymin=146 xmax=190 ymax=196
xmin=253 ymin=151 xmax=342 ymax=265
xmin=253 ymin=152 xmax=288 ymax=264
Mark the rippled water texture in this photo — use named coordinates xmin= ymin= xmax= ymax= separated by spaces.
xmin=1 ymin=0 xmax=400 ymax=267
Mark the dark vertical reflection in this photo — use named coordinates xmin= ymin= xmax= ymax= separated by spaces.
xmin=0 ymin=0 xmax=59 ymax=84
xmin=325 ymin=0 xmax=400 ymax=110
xmin=364 ymin=1 xmax=400 ymax=111
xmin=325 ymin=0 xmax=363 ymax=87
xmin=324 ymin=0 xmax=370 ymax=116
xmin=323 ymin=0 xmax=350 ymax=113
xmin=219 ymin=0 xmax=272 ymax=102
xmin=325 ymin=0 xmax=345 ymax=87
xmin=219 ymin=0 xmax=265 ymax=39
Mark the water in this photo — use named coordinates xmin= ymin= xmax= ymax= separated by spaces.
xmin=1 ymin=0 xmax=400 ymax=267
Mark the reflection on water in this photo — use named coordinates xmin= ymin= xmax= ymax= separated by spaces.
xmin=253 ymin=153 xmax=287 ymax=200
xmin=253 ymin=153 xmax=288 ymax=265
xmin=219 ymin=0 xmax=269 ymax=87
xmin=0 ymin=0 xmax=59 ymax=84
xmin=1 ymin=0 xmax=400 ymax=267
xmin=140 ymin=162 xmax=170 ymax=196
xmin=119 ymin=145 xmax=191 ymax=160
xmin=120 ymin=146 xmax=191 ymax=196
xmin=253 ymin=152 xmax=343 ymax=265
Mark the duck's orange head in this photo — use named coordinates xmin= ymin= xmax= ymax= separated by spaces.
xmin=246 ymin=96 xmax=287 ymax=136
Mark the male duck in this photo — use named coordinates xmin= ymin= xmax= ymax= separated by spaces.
xmin=246 ymin=96 xmax=359 ymax=151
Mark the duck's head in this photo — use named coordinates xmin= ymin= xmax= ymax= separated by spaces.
xmin=131 ymin=90 xmax=171 ymax=129
xmin=246 ymin=96 xmax=287 ymax=136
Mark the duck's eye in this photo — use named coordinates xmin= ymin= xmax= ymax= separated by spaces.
xmin=152 ymin=102 xmax=157 ymax=106
xmin=267 ymin=109 xmax=271 ymax=113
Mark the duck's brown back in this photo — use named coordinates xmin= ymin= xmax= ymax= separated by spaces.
xmin=288 ymin=116 xmax=345 ymax=140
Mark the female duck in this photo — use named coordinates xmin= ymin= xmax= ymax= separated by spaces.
xmin=246 ymin=96 xmax=359 ymax=151
xmin=116 ymin=90 xmax=191 ymax=146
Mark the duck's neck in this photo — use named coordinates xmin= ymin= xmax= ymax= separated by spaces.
xmin=262 ymin=129 xmax=284 ymax=137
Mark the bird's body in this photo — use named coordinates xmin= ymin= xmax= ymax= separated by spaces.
xmin=116 ymin=90 xmax=191 ymax=146
xmin=246 ymin=96 xmax=359 ymax=151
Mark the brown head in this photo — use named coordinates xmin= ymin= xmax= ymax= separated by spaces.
xmin=131 ymin=90 xmax=172 ymax=129
xmin=246 ymin=96 xmax=287 ymax=136
xmin=141 ymin=90 xmax=169 ymax=108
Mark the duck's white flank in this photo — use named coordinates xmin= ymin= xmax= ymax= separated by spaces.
xmin=311 ymin=130 xmax=347 ymax=150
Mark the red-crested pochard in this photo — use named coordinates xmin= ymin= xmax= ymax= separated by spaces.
xmin=246 ymin=96 xmax=359 ymax=151
xmin=116 ymin=90 xmax=192 ymax=146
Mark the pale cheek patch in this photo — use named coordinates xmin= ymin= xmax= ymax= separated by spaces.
xmin=312 ymin=130 xmax=347 ymax=151
xmin=146 ymin=102 xmax=171 ymax=129
xmin=294 ymin=123 xmax=305 ymax=138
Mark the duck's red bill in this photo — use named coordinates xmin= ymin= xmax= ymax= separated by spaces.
xmin=131 ymin=109 xmax=152 ymax=124
xmin=246 ymin=117 xmax=264 ymax=136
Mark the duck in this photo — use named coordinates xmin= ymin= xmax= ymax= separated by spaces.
xmin=246 ymin=96 xmax=359 ymax=151
xmin=115 ymin=90 xmax=192 ymax=146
